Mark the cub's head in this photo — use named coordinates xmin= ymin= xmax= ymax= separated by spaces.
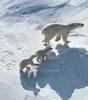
xmin=70 ymin=23 xmax=84 ymax=30
xmin=44 ymin=47 xmax=52 ymax=52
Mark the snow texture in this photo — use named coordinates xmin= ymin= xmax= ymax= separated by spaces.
xmin=0 ymin=0 xmax=88 ymax=100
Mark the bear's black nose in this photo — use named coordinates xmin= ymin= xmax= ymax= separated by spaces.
xmin=82 ymin=24 xmax=84 ymax=27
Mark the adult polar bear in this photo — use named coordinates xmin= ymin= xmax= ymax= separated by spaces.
xmin=42 ymin=23 xmax=84 ymax=46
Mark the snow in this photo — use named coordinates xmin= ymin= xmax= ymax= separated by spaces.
xmin=0 ymin=0 xmax=88 ymax=100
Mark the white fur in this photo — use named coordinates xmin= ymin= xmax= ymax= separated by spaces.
xmin=42 ymin=23 xmax=84 ymax=45
xmin=20 ymin=55 xmax=38 ymax=72
xmin=35 ymin=47 xmax=52 ymax=63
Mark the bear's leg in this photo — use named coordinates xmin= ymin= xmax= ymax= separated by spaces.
xmin=40 ymin=56 xmax=45 ymax=63
xmin=43 ymin=40 xmax=49 ymax=46
xmin=36 ymin=57 xmax=40 ymax=62
xmin=55 ymin=34 xmax=61 ymax=42
xmin=43 ymin=33 xmax=55 ymax=46
xmin=41 ymin=57 xmax=44 ymax=62
xmin=62 ymin=34 xmax=70 ymax=43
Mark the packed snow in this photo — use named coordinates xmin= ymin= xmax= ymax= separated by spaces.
xmin=0 ymin=0 xmax=88 ymax=100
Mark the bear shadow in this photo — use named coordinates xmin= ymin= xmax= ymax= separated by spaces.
xmin=20 ymin=43 xmax=88 ymax=100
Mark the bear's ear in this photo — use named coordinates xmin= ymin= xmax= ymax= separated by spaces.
xmin=69 ymin=23 xmax=73 ymax=27
xmin=69 ymin=23 xmax=76 ymax=27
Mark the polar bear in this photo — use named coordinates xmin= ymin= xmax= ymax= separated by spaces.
xmin=35 ymin=47 xmax=52 ymax=63
xmin=42 ymin=23 xmax=84 ymax=46
xmin=20 ymin=55 xmax=39 ymax=72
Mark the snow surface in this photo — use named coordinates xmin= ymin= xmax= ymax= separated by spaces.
xmin=0 ymin=0 xmax=88 ymax=100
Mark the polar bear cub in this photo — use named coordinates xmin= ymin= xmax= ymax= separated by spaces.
xmin=35 ymin=47 xmax=52 ymax=63
xmin=20 ymin=55 xmax=39 ymax=72
xmin=42 ymin=23 xmax=84 ymax=46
